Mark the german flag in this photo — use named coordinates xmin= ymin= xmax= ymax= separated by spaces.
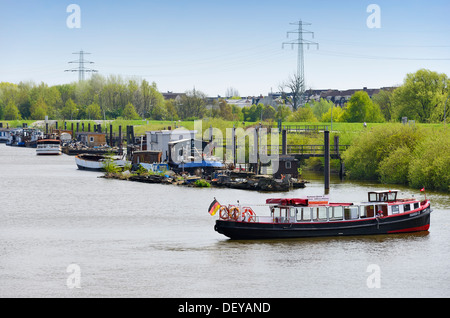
xmin=208 ymin=198 xmax=221 ymax=216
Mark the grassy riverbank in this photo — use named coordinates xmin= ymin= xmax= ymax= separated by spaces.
xmin=2 ymin=119 xmax=448 ymax=192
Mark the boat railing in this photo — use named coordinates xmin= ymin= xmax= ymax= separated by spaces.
xmin=220 ymin=203 xmax=389 ymax=223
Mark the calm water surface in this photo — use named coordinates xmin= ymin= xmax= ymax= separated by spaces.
xmin=0 ymin=144 xmax=449 ymax=298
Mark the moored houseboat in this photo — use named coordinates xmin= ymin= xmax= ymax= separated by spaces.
xmin=213 ymin=190 xmax=432 ymax=240
xmin=36 ymin=139 xmax=62 ymax=155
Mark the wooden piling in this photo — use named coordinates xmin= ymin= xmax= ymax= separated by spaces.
xmin=324 ymin=130 xmax=330 ymax=191
xmin=282 ymin=129 xmax=287 ymax=155
xmin=110 ymin=124 xmax=113 ymax=147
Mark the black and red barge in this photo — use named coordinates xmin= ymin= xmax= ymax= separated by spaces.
xmin=214 ymin=190 xmax=432 ymax=240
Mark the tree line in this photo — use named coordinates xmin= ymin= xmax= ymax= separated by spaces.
xmin=0 ymin=69 xmax=448 ymax=123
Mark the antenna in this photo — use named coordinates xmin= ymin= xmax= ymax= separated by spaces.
xmin=65 ymin=50 xmax=98 ymax=82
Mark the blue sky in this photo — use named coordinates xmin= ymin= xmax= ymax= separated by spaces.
xmin=0 ymin=0 xmax=449 ymax=96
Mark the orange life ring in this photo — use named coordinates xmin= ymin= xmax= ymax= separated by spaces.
xmin=219 ymin=206 xmax=230 ymax=220
xmin=229 ymin=206 xmax=240 ymax=221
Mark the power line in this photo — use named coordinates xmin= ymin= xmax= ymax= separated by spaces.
xmin=65 ymin=50 xmax=98 ymax=82
xmin=309 ymin=49 xmax=450 ymax=61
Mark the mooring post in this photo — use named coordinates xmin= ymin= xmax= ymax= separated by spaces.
xmin=232 ymin=125 xmax=236 ymax=166
xmin=110 ymin=124 xmax=113 ymax=147
xmin=282 ymin=129 xmax=287 ymax=155
xmin=118 ymin=125 xmax=122 ymax=155
xmin=324 ymin=130 xmax=330 ymax=191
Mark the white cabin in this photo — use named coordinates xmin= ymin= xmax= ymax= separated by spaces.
xmin=145 ymin=129 xmax=197 ymax=162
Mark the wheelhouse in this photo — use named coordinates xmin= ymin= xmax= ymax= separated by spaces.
xmin=368 ymin=190 xmax=398 ymax=202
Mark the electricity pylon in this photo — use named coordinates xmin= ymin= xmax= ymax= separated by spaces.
xmin=282 ymin=20 xmax=318 ymax=106
xmin=65 ymin=50 xmax=98 ymax=82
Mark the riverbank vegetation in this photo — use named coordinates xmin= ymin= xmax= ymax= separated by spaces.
xmin=342 ymin=124 xmax=449 ymax=192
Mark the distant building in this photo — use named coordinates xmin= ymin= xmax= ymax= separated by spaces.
xmin=162 ymin=92 xmax=186 ymax=101
xmin=76 ymin=132 xmax=106 ymax=147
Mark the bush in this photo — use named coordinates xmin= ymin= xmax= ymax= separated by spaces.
xmin=378 ymin=146 xmax=411 ymax=184
xmin=342 ymin=124 xmax=449 ymax=192
xmin=194 ymin=179 xmax=211 ymax=188
xmin=342 ymin=124 xmax=422 ymax=181
xmin=408 ymin=129 xmax=450 ymax=192
xmin=102 ymin=159 xmax=120 ymax=174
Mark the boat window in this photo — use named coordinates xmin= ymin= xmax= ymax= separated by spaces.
xmin=311 ymin=208 xmax=318 ymax=221
xmin=330 ymin=206 xmax=343 ymax=220
xmin=404 ymin=204 xmax=411 ymax=212
xmin=318 ymin=207 xmax=327 ymax=221
xmin=344 ymin=206 xmax=359 ymax=220
xmin=387 ymin=192 xmax=397 ymax=201
xmin=391 ymin=205 xmax=399 ymax=214
xmin=297 ymin=207 xmax=311 ymax=221
xmin=360 ymin=206 xmax=366 ymax=218
xmin=413 ymin=202 xmax=419 ymax=210
xmin=369 ymin=193 xmax=378 ymax=202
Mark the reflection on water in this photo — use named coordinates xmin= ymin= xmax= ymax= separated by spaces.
xmin=0 ymin=144 xmax=449 ymax=298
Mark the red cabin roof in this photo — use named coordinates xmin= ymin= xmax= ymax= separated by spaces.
xmin=266 ymin=198 xmax=308 ymax=206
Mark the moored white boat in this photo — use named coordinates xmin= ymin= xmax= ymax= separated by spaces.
xmin=75 ymin=153 xmax=128 ymax=171
xmin=36 ymin=139 xmax=62 ymax=155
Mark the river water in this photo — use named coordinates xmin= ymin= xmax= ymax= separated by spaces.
xmin=0 ymin=143 xmax=449 ymax=298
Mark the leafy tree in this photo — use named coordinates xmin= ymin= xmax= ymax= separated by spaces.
xmin=288 ymin=104 xmax=317 ymax=122
xmin=55 ymin=84 xmax=76 ymax=108
xmin=122 ymin=102 xmax=140 ymax=120
xmin=164 ymin=99 xmax=179 ymax=121
xmin=4 ymin=100 xmax=21 ymax=120
xmin=151 ymin=101 xmax=167 ymax=120
xmin=342 ymin=91 xmax=384 ymax=123
xmin=231 ymin=104 xmax=243 ymax=121
xmin=321 ymin=104 xmax=345 ymax=122
xmin=310 ymin=98 xmax=334 ymax=120
xmin=176 ymin=89 xmax=207 ymax=120
xmin=219 ymin=100 xmax=233 ymax=120
xmin=372 ymin=89 xmax=393 ymax=121
xmin=262 ymin=105 xmax=276 ymax=121
xmin=61 ymin=98 xmax=78 ymax=120
xmin=275 ymin=104 xmax=291 ymax=121
xmin=86 ymin=102 xmax=102 ymax=120
xmin=30 ymin=97 xmax=47 ymax=119
xmin=391 ymin=69 xmax=449 ymax=123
